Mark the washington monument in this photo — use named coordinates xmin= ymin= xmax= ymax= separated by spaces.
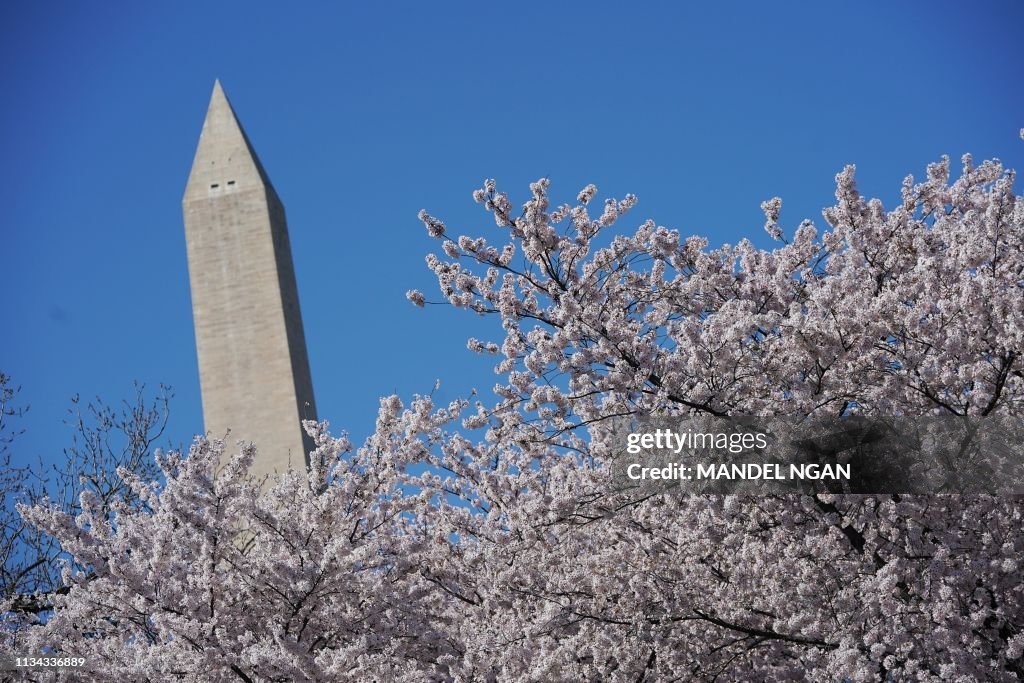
xmin=183 ymin=80 xmax=317 ymax=480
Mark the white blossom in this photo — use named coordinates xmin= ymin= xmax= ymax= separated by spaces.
xmin=406 ymin=289 xmax=426 ymax=307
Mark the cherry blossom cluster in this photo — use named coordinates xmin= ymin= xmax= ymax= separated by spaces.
xmin=9 ymin=149 xmax=1023 ymax=681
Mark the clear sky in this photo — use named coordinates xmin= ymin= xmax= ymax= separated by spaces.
xmin=3 ymin=2 xmax=1022 ymax=465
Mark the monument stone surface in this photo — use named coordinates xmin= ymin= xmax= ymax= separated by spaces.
xmin=183 ymin=80 xmax=317 ymax=481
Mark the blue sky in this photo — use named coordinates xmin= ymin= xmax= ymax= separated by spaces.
xmin=3 ymin=2 xmax=1022 ymax=465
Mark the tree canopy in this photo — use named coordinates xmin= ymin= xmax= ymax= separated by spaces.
xmin=5 ymin=150 xmax=1023 ymax=681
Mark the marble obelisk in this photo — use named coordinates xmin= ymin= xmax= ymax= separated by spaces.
xmin=183 ymin=80 xmax=317 ymax=480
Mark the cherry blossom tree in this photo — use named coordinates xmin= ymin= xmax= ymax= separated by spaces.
xmin=1 ymin=382 xmax=170 ymax=611
xmin=401 ymin=152 xmax=1023 ymax=681
xmin=1 ymin=382 xmax=172 ymax=668
xmin=8 ymin=148 xmax=1024 ymax=681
